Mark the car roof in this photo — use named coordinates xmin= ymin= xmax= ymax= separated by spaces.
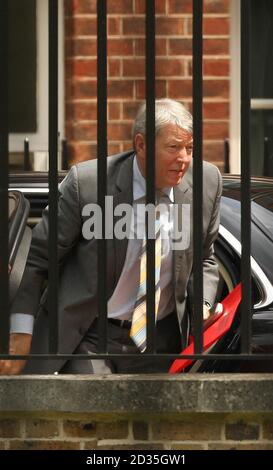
xmin=9 ymin=171 xmax=67 ymax=188
xmin=223 ymin=174 xmax=273 ymax=199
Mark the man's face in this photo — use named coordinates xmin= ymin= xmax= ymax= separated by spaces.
xmin=135 ymin=124 xmax=193 ymax=189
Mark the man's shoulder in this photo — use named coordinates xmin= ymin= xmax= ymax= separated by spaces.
xmin=203 ymin=160 xmax=221 ymax=176
xmin=70 ymin=150 xmax=134 ymax=202
xmin=203 ymin=161 xmax=222 ymax=187
xmin=203 ymin=161 xmax=222 ymax=203
xmin=74 ymin=150 xmax=134 ymax=180
xmin=185 ymin=161 xmax=221 ymax=188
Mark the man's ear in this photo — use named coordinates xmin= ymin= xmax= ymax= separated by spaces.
xmin=134 ymin=133 xmax=146 ymax=161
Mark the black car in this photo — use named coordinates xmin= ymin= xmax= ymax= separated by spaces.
xmin=8 ymin=172 xmax=273 ymax=372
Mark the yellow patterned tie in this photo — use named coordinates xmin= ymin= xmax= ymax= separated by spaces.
xmin=130 ymin=207 xmax=162 ymax=352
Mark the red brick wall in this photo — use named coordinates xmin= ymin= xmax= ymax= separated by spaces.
xmin=65 ymin=0 xmax=230 ymax=169
xmin=1 ymin=413 xmax=273 ymax=450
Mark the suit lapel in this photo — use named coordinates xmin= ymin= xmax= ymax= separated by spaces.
xmin=112 ymin=155 xmax=134 ymax=286
xmin=173 ymin=164 xmax=193 ymax=280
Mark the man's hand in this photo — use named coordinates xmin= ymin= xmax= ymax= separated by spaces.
xmin=203 ymin=302 xmax=224 ymax=330
xmin=203 ymin=303 xmax=211 ymax=322
xmin=0 ymin=333 xmax=32 ymax=375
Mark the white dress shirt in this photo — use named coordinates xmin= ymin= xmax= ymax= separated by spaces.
xmin=107 ymin=155 xmax=175 ymax=321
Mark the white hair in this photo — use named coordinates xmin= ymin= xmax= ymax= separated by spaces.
xmin=132 ymin=98 xmax=193 ymax=143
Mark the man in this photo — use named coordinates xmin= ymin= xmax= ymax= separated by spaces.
xmin=0 ymin=98 xmax=222 ymax=375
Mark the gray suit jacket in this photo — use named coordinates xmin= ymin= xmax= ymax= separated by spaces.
xmin=11 ymin=150 xmax=222 ymax=373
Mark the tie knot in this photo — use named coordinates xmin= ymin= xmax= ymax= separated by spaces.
xmin=156 ymin=190 xmax=164 ymax=203
xmin=156 ymin=190 xmax=170 ymax=203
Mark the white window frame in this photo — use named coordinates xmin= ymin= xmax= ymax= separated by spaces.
xmin=230 ymin=0 xmax=241 ymax=174
xmin=9 ymin=0 xmax=64 ymax=153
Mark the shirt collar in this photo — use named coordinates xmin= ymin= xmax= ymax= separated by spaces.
xmin=133 ymin=155 xmax=174 ymax=203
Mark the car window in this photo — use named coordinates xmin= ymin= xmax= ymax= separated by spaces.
xmin=216 ymin=233 xmax=268 ymax=309
xmin=251 ymin=193 xmax=273 ymax=242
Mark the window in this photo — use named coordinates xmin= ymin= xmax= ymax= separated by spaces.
xmin=250 ymin=0 xmax=273 ymax=176
xmin=252 ymin=193 xmax=273 ymax=242
xmin=9 ymin=0 xmax=64 ymax=156
xmin=9 ymin=0 xmax=37 ymax=133
xmin=230 ymin=0 xmax=273 ymax=176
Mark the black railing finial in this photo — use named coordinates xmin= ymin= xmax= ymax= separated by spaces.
xmin=224 ymin=138 xmax=230 ymax=173
xmin=24 ymin=137 xmax=31 ymax=171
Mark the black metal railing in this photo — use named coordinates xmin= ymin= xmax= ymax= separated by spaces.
xmin=145 ymin=0 xmax=156 ymax=353
xmin=97 ymin=0 xmax=108 ymax=354
xmin=192 ymin=0 xmax=204 ymax=354
xmin=48 ymin=0 xmax=59 ymax=354
xmin=240 ymin=0 xmax=252 ymax=354
xmin=0 ymin=0 xmax=9 ymax=354
xmin=1 ymin=0 xmax=273 ymax=369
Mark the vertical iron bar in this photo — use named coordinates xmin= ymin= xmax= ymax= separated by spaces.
xmin=224 ymin=138 xmax=230 ymax=173
xmin=145 ymin=0 xmax=156 ymax=354
xmin=24 ymin=137 xmax=31 ymax=171
xmin=61 ymin=139 xmax=69 ymax=170
xmin=240 ymin=0 xmax=251 ymax=354
xmin=97 ymin=0 xmax=108 ymax=353
xmin=263 ymin=137 xmax=269 ymax=177
xmin=0 ymin=0 xmax=9 ymax=353
xmin=48 ymin=0 xmax=59 ymax=353
xmin=192 ymin=0 xmax=204 ymax=354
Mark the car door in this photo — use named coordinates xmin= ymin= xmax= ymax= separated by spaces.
xmin=8 ymin=191 xmax=32 ymax=303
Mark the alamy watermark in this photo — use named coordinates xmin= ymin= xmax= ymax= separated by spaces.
xmin=82 ymin=196 xmax=190 ymax=250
